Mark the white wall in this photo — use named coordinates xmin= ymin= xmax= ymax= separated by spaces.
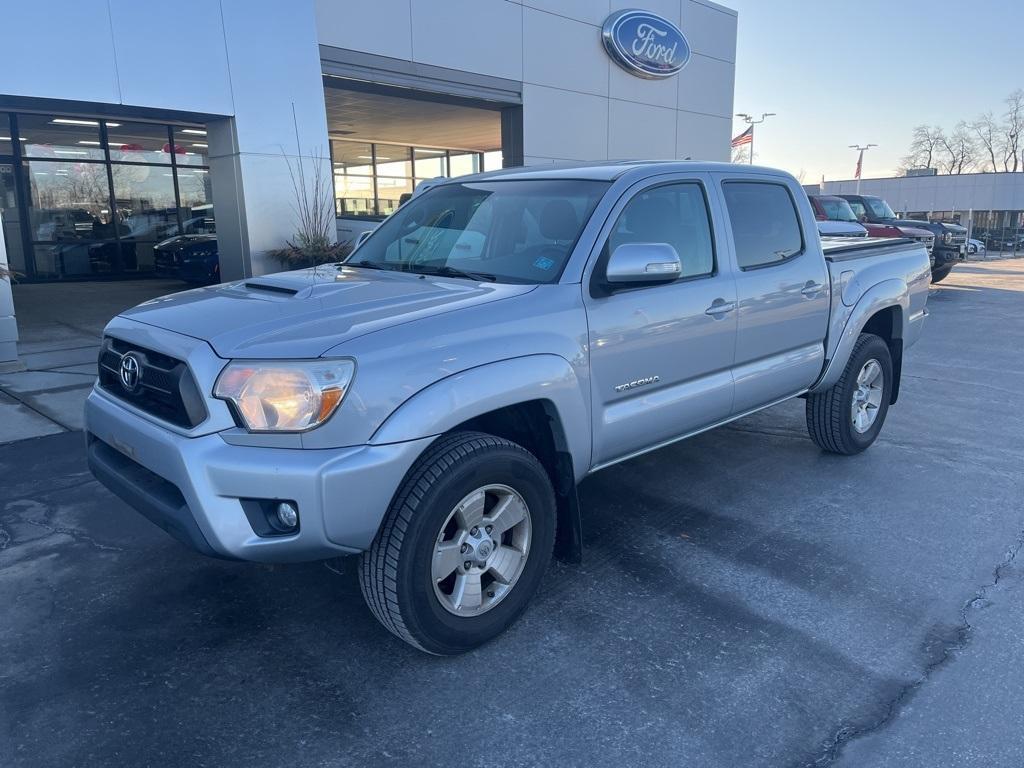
xmin=315 ymin=0 xmax=738 ymax=164
xmin=823 ymin=173 xmax=1024 ymax=215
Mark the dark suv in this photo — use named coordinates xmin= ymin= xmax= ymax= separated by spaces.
xmin=840 ymin=194 xmax=966 ymax=283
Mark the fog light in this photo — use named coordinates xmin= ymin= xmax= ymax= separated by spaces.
xmin=276 ymin=501 xmax=299 ymax=529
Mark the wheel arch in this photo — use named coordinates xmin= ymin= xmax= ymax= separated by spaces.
xmin=811 ymin=278 xmax=908 ymax=401
xmin=369 ymin=355 xmax=591 ymax=562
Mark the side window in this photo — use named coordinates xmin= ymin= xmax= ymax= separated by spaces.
xmin=608 ymin=183 xmax=715 ymax=279
xmin=847 ymin=200 xmax=867 ymax=218
xmin=722 ymin=182 xmax=804 ymax=269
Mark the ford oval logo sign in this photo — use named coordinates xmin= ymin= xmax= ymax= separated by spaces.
xmin=602 ymin=9 xmax=690 ymax=79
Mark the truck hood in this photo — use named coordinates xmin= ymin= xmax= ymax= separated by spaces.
xmin=120 ymin=265 xmax=535 ymax=358
xmin=891 ymin=218 xmax=967 ymax=234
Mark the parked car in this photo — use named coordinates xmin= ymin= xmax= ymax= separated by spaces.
xmin=839 ymin=194 xmax=965 ymax=283
xmin=153 ymin=235 xmax=219 ymax=284
xmin=967 ymin=238 xmax=986 ymax=256
xmin=808 ymin=195 xmax=934 ymax=252
xmin=86 ymin=162 xmax=931 ymax=654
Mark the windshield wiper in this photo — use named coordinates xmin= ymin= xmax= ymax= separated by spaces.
xmin=414 ymin=265 xmax=497 ymax=282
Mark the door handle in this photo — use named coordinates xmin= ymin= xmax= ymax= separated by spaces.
xmin=704 ymin=299 xmax=736 ymax=317
xmin=801 ymin=281 xmax=825 ymax=297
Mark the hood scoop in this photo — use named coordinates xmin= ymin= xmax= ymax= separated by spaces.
xmin=243 ymin=280 xmax=299 ymax=296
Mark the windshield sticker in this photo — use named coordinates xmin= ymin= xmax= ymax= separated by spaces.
xmin=533 ymin=256 xmax=556 ymax=271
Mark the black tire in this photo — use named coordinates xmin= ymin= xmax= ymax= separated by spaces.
xmin=359 ymin=431 xmax=556 ymax=655
xmin=931 ymin=264 xmax=953 ymax=283
xmin=806 ymin=333 xmax=893 ymax=455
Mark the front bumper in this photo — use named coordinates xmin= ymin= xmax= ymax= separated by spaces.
xmin=932 ymin=247 xmax=962 ymax=267
xmin=85 ymin=387 xmax=432 ymax=562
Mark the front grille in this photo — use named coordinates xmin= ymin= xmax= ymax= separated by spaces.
xmin=98 ymin=337 xmax=208 ymax=429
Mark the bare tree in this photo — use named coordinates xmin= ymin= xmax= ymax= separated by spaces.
xmin=971 ymin=112 xmax=1002 ymax=172
xmin=939 ymin=122 xmax=977 ymax=174
xmin=731 ymin=145 xmax=751 ymax=164
xmin=1001 ymin=89 xmax=1024 ymax=172
xmin=900 ymin=125 xmax=944 ymax=172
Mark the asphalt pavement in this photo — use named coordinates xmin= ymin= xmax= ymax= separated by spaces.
xmin=2 ymin=260 xmax=1022 ymax=767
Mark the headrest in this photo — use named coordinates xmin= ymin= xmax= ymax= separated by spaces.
xmin=539 ymin=199 xmax=579 ymax=241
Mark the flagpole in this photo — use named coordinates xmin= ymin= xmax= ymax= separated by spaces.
xmin=849 ymin=143 xmax=877 ymax=194
xmin=736 ymin=112 xmax=775 ymax=166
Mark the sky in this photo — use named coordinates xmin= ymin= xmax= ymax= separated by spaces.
xmin=723 ymin=0 xmax=1024 ymax=182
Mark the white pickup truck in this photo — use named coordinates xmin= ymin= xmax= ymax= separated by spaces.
xmin=86 ymin=162 xmax=931 ymax=653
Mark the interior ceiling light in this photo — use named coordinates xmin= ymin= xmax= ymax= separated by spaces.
xmin=181 ymin=129 xmax=207 ymax=135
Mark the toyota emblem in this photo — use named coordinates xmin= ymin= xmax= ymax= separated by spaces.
xmin=119 ymin=353 xmax=141 ymax=393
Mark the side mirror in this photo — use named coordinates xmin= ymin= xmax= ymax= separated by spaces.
xmin=605 ymin=243 xmax=682 ymax=284
xmin=858 ymin=214 xmax=868 ymax=223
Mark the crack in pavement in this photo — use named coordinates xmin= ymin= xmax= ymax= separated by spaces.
xmin=808 ymin=525 xmax=1024 ymax=767
xmin=17 ymin=517 xmax=126 ymax=553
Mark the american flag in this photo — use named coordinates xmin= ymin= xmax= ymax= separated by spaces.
xmin=731 ymin=126 xmax=753 ymax=148
xmin=854 ymin=155 xmax=862 ymax=179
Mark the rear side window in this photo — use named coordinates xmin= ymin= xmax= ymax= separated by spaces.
xmin=722 ymin=182 xmax=803 ymax=269
xmin=607 ymin=183 xmax=715 ymax=278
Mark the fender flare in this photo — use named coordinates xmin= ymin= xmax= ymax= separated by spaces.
xmin=810 ymin=278 xmax=908 ymax=394
xmin=369 ymin=354 xmax=592 ymax=483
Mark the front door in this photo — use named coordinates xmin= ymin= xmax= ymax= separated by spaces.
xmin=715 ymin=178 xmax=830 ymax=413
xmin=584 ymin=178 xmax=738 ymax=467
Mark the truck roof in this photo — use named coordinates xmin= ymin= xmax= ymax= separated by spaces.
xmin=449 ymin=160 xmax=790 ymax=183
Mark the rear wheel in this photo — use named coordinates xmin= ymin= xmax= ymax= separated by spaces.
xmin=806 ymin=333 xmax=892 ymax=455
xmin=359 ymin=431 xmax=556 ymax=655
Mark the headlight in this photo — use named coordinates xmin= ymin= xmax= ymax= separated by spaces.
xmin=943 ymin=232 xmax=953 ymax=244
xmin=214 ymin=360 xmax=354 ymax=432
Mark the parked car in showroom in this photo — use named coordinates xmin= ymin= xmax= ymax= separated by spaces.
xmin=153 ymin=235 xmax=219 ymax=284
xmin=809 ymin=195 xmax=935 ymax=260
xmin=839 ymin=194 xmax=965 ymax=283
xmin=86 ymin=161 xmax=931 ymax=654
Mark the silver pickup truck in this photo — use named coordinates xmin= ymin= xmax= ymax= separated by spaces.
xmin=85 ymin=162 xmax=930 ymax=654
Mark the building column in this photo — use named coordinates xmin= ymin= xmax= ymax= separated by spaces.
xmin=208 ymin=0 xmax=333 ymax=281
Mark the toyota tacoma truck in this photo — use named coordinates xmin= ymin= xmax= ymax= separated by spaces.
xmin=85 ymin=162 xmax=930 ymax=655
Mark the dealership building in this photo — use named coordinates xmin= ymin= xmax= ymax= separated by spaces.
xmin=0 ymin=0 xmax=737 ymax=363
xmin=819 ymin=172 xmax=1024 ymax=246
xmin=0 ymin=0 xmax=737 ymax=282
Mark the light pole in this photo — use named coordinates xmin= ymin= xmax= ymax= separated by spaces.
xmin=849 ymin=144 xmax=877 ymax=194
xmin=736 ymin=112 xmax=776 ymax=165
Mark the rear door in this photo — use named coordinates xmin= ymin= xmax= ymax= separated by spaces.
xmin=583 ymin=175 xmax=738 ymax=467
xmin=713 ymin=175 xmax=830 ymax=413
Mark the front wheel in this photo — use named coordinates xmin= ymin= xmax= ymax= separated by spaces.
xmin=806 ymin=333 xmax=893 ymax=455
xmin=931 ymin=264 xmax=953 ymax=283
xmin=359 ymin=431 xmax=556 ymax=655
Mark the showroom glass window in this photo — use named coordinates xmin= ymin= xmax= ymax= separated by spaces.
xmin=331 ymin=139 xmax=493 ymax=218
xmin=4 ymin=114 xmax=213 ymax=280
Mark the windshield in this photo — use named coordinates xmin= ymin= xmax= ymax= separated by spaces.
xmin=821 ymin=197 xmax=858 ymax=223
xmin=345 ymin=179 xmax=610 ymax=284
xmin=865 ymin=196 xmax=898 ymax=220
